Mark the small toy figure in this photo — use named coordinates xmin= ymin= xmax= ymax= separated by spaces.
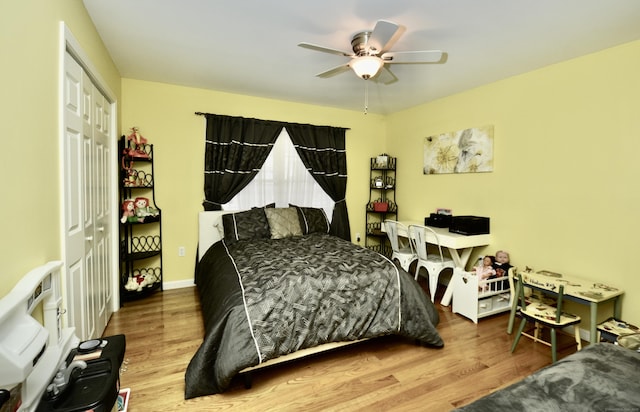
xmin=126 ymin=127 xmax=149 ymax=158
xmin=121 ymin=199 xmax=135 ymax=223
xmin=123 ymin=168 xmax=138 ymax=187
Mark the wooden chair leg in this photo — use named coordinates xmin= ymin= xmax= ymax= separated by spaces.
xmin=574 ymin=326 xmax=582 ymax=350
xmin=511 ymin=318 xmax=528 ymax=353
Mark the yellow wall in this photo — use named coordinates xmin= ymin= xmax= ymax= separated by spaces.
xmin=120 ymin=79 xmax=385 ymax=283
xmin=387 ymin=40 xmax=640 ymax=326
xmin=2 ymin=0 xmax=638 ymax=331
xmin=0 ymin=0 xmax=120 ymax=297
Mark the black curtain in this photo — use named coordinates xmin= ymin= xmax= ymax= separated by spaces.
xmin=285 ymin=124 xmax=351 ymax=241
xmin=202 ymin=114 xmax=283 ymax=210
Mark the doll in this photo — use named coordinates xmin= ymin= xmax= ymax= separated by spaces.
xmin=493 ymin=250 xmax=512 ymax=278
xmin=134 ymin=197 xmax=150 ymax=217
xmin=474 ymin=255 xmax=496 ymax=291
xmin=134 ymin=197 xmax=159 ymax=219
xmin=493 ymin=250 xmax=513 ymax=290
xmin=126 ymin=127 xmax=149 ymax=158
xmin=474 ymin=255 xmax=496 ymax=279
xmin=120 ymin=199 xmax=135 ymax=223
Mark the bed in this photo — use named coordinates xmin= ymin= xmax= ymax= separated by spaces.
xmin=455 ymin=342 xmax=640 ymax=411
xmin=184 ymin=208 xmax=444 ymax=399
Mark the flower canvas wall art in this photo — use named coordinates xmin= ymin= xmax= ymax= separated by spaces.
xmin=423 ymin=125 xmax=494 ymax=174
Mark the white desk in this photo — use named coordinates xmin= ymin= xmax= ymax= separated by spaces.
xmin=383 ymin=221 xmax=491 ymax=305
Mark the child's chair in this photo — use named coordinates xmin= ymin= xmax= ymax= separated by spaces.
xmin=507 ymin=268 xmax=558 ymax=334
xmin=511 ymin=273 xmax=582 ymax=363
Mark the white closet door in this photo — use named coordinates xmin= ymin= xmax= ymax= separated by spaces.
xmin=93 ymin=84 xmax=113 ymax=335
xmin=81 ymin=67 xmax=97 ymax=340
xmin=63 ymin=51 xmax=112 ymax=340
xmin=63 ymin=51 xmax=90 ymax=340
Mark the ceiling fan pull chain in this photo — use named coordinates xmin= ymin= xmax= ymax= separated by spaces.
xmin=364 ymin=81 xmax=369 ymax=115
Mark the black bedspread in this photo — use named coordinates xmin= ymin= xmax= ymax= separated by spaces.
xmin=456 ymin=343 xmax=640 ymax=411
xmin=185 ymin=234 xmax=443 ymax=398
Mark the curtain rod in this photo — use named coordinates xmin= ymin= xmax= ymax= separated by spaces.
xmin=194 ymin=112 xmax=350 ymax=131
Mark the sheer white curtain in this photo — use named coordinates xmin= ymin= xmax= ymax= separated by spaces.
xmin=223 ymin=129 xmax=334 ymax=219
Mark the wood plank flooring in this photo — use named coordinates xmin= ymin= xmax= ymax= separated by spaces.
xmin=104 ymin=280 xmax=581 ymax=411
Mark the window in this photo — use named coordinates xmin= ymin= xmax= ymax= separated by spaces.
xmin=223 ymin=129 xmax=334 ymax=219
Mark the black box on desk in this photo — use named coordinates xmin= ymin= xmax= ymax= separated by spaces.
xmin=449 ymin=216 xmax=490 ymax=235
xmin=425 ymin=213 xmax=452 ymax=228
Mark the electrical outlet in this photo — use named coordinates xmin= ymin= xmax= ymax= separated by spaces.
xmin=178 ymin=246 xmax=185 ymax=257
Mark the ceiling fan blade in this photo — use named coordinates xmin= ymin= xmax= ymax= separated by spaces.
xmin=316 ymin=64 xmax=352 ymax=78
xmin=373 ymin=65 xmax=398 ymax=85
xmin=298 ymin=42 xmax=353 ymax=57
xmin=368 ymin=20 xmax=405 ymax=54
xmin=381 ymin=50 xmax=445 ymax=64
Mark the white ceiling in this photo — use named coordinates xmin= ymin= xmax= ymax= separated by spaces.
xmin=82 ymin=0 xmax=640 ymax=115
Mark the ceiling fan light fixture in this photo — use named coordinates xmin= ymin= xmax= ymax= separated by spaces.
xmin=349 ymin=56 xmax=383 ymax=80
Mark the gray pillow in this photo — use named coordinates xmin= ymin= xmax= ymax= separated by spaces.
xmin=265 ymin=207 xmax=303 ymax=239
xmin=222 ymin=208 xmax=270 ymax=245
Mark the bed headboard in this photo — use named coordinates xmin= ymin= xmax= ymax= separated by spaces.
xmin=198 ymin=210 xmax=236 ymax=260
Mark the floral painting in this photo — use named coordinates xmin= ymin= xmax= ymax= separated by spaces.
xmin=423 ymin=125 xmax=494 ymax=174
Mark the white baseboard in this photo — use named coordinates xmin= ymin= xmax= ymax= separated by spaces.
xmin=163 ymin=279 xmax=195 ymax=290
xmin=580 ymin=327 xmax=593 ymax=343
xmin=563 ymin=325 xmax=593 ymax=343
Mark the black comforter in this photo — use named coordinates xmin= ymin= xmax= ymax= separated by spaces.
xmin=456 ymin=343 xmax=640 ymax=411
xmin=185 ymin=234 xmax=443 ymax=398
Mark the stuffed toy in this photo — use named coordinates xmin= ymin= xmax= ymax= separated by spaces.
xmin=134 ymin=197 xmax=159 ymax=222
xmin=124 ymin=275 xmax=140 ymax=291
xmin=121 ymin=199 xmax=136 ymax=223
xmin=125 ymin=127 xmax=149 ymax=158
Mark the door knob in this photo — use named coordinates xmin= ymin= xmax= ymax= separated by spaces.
xmin=85 ymin=236 xmax=93 ymax=241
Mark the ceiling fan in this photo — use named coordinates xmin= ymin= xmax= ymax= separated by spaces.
xmin=298 ymin=20 xmax=446 ymax=84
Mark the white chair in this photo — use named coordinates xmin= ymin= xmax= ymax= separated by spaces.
xmin=408 ymin=224 xmax=455 ymax=302
xmin=383 ymin=220 xmax=417 ymax=272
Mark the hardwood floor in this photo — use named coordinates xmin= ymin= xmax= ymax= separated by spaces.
xmin=104 ymin=281 xmax=581 ymax=411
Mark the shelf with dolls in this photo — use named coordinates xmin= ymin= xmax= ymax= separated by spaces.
xmin=365 ymin=154 xmax=397 ymax=257
xmin=119 ymin=128 xmax=163 ymax=302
